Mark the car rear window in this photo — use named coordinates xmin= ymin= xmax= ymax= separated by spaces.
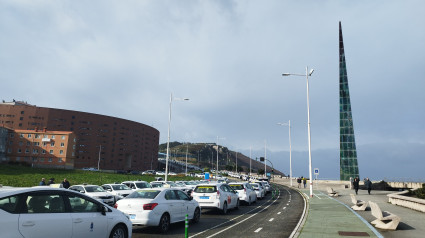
xmin=127 ymin=190 xmax=160 ymax=199
xmin=229 ymin=184 xmax=244 ymax=190
xmin=135 ymin=182 xmax=151 ymax=189
xmin=194 ymin=186 xmax=217 ymax=193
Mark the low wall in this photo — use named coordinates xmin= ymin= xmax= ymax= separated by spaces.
xmin=388 ymin=190 xmax=425 ymax=213
xmin=387 ymin=182 xmax=423 ymax=189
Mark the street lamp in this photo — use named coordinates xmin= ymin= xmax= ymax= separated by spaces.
xmin=165 ymin=93 xmax=189 ymax=182
xmin=216 ymin=136 xmax=225 ymax=179
xmin=282 ymin=66 xmax=314 ymax=197
xmin=277 ymin=121 xmax=292 ymax=187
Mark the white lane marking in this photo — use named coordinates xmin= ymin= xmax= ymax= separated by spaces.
xmin=269 ymin=218 xmax=274 ymax=222
xmin=313 ymin=192 xmax=321 ymax=199
xmin=277 ymin=212 xmax=281 ymax=214
xmin=286 ymin=203 xmax=289 ymax=205
xmin=254 ymin=228 xmax=263 ymax=233
xmin=283 ymin=207 xmax=287 ymax=209
xmin=191 ymin=190 xmax=281 ymax=238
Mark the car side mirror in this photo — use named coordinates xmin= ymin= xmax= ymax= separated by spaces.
xmin=101 ymin=206 xmax=108 ymax=215
xmin=80 ymin=190 xmax=85 ymax=193
xmin=188 ymin=196 xmax=193 ymax=201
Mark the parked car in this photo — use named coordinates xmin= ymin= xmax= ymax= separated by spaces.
xmin=114 ymin=188 xmax=200 ymax=233
xmin=250 ymin=183 xmax=265 ymax=199
xmin=122 ymin=181 xmax=152 ymax=190
xmin=191 ymin=183 xmax=239 ymax=214
xmin=102 ymin=184 xmax=133 ymax=202
xmin=229 ymin=182 xmax=257 ymax=205
xmin=68 ymin=184 xmax=115 ymax=206
xmin=0 ymin=186 xmax=132 ymax=238
xmin=142 ymin=170 xmax=156 ymax=175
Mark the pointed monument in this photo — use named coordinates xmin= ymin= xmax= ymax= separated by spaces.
xmin=339 ymin=22 xmax=359 ymax=181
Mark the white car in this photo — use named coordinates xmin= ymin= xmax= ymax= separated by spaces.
xmin=122 ymin=181 xmax=152 ymax=190
xmin=250 ymin=183 xmax=265 ymax=199
xmin=0 ymin=186 xmax=132 ymax=238
xmin=191 ymin=183 xmax=239 ymax=214
xmin=102 ymin=184 xmax=133 ymax=201
xmin=68 ymin=184 xmax=115 ymax=206
xmin=114 ymin=188 xmax=200 ymax=233
xmin=229 ymin=182 xmax=257 ymax=205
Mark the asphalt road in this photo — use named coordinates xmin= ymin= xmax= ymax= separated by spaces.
xmin=131 ymin=183 xmax=305 ymax=238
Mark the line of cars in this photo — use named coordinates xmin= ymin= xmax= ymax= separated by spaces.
xmin=0 ymin=178 xmax=273 ymax=236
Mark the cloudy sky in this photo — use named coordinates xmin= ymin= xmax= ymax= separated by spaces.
xmin=1 ymin=0 xmax=424 ymax=181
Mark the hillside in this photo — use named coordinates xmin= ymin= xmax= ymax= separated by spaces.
xmin=158 ymin=142 xmax=284 ymax=176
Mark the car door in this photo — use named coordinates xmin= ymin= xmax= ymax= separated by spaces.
xmin=67 ymin=193 xmax=108 ymax=237
xmin=220 ymin=185 xmax=234 ymax=209
xmin=226 ymin=185 xmax=239 ymax=207
xmin=164 ymin=189 xmax=183 ymax=222
xmin=18 ymin=192 xmax=72 ymax=238
xmin=175 ymin=189 xmax=195 ymax=219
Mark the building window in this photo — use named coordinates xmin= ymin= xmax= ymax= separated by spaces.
xmin=51 ymin=142 xmax=55 ymax=147
xmin=19 ymin=123 xmax=22 ymax=127
xmin=49 ymin=150 xmax=53 ymax=154
xmin=58 ymin=158 xmax=63 ymax=163
xmin=27 ymin=134 xmax=32 ymax=138
xmin=43 ymin=142 xmax=47 ymax=147
xmin=9 ymin=134 xmax=14 ymax=138
xmin=51 ymin=135 xmax=55 ymax=139
xmin=42 ymin=150 xmax=46 ymax=154
xmin=21 ymin=111 xmax=24 ymax=114
xmin=48 ymin=158 xmax=52 ymax=162
xmin=17 ymin=148 xmax=22 ymax=153
xmin=20 ymin=117 xmax=23 ymax=120
xmin=9 ymin=141 xmax=12 ymax=145
xmin=72 ymin=152 xmax=75 ymax=156
xmin=32 ymin=149 xmax=38 ymax=154
xmin=19 ymin=141 xmax=23 ymax=146
xmin=33 ymin=142 xmax=39 ymax=146
xmin=60 ymin=143 xmax=64 ymax=147
xmin=16 ymin=157 xmax=20 ymax=161
xmin=26 ymin=141 xmax=30 ymax=146
xmin=35 ymin=134 xmax=40 ymax=138
xmin=25 ymin=149 xmax=29 ymax=153
xmin=61 ymin=136 xmax=65 ymax=140
xmin=59 ymin=150 xmax=64 ymax=155
xmin=43 ymin=135 xmax=48 ymax=138
xmin=40 ymin=158 xmax=44 ymax=162
xmin=7 ymin=148 xmax=11 ymax=153
xmin=20 ymin=134 xmax=24 ymax=138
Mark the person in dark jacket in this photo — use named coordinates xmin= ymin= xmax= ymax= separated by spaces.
xmin=47 ymin=178 xmax=55 ymax=185
xmin=61 ymin=178 xmax=70 ymax=189
xmin=365 ymin=178 xmax=372 ymax=195
xmin=39 ymin=178 xmax=46 ymax=186
xmin=353 ymin=177 xmax=360 ymax=195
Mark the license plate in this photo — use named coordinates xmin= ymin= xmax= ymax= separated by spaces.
xmin=200 ymin=196 xmax=209 ymax=199
xmin=129 ymin=214 xmax=136 ymax=219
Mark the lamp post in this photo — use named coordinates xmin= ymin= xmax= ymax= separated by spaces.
xmin=165 ymin=93 xmax=189 ymax=182
xmin=277 ymin=121 xmax=292 ymax=187
xmin=216 ymin=136 xmax=225 ymax=179
xmin=282 ymin=66 xmax=314 ymax=197
xmin=185 ymin=143 xmax=188 ymax=176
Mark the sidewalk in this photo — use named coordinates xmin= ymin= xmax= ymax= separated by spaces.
xmin=274 ymin=178 xmax=425 ymax=238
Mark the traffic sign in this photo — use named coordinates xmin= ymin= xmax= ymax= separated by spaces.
xmin=314 ymin=168 xmax=319 ymax=175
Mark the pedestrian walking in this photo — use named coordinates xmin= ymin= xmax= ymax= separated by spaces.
xmin=365 ymin=178 xmax=372 ymax=195
xmin=61 ymin=178 xmax=70 ymax=189
xmin=302 ymin=177 xmax=307 ymax=188
xmin=39 ymin=178 xmax=46 ymax=186
xmin=297 ymin=177 xmax=302 ymax=188
xmin=353 ymin=177 xmax=360 ymax=195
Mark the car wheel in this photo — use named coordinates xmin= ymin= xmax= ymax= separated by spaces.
xmin=109 ymin=224 xmax=128 ymax=238
xmin=222 ymin=202 xmax=228 ymax=214
xmin=158 ymin=213 xmax=170 ymax=233
xmin=235 ymin=199 xmax=239 ymax=210
xmin=191 ymin=207 xmax=200 ymax=223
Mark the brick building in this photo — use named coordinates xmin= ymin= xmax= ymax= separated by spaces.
xmin=5 ymin=128 xmax=76 ymax=169
xmin=0 ymin=101 xmax=159 ymax=171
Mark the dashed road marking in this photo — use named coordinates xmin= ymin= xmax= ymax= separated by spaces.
xmin=277 ymin=212 xmax=281 ymax=214
xmin=269 ymin=218 xmax=274 ymax=222
xmin=283 ymin=207 xmax=287 ymax=209
xmin=254 ymin=228 xmax=263 ymax=233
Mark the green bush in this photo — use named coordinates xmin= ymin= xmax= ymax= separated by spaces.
xmin=413 ymin=183 xmax=425 ymax=199
xmin=0 ymin=164 xmax=197 ymax=187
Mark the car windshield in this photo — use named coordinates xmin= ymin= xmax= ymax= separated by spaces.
xmin=194 ymin=186 xmax=217 ymax=193
xmin=135 ymin=182 xmax=151 ymax=189
xmin=111 ymin=184 xmax=131 ymax=190
xmin=127 ymin=190 xmax=161 ymax=199
xmin=85 ymin=186 xmax=105 ymax=192
xmin=229 ymin=184 xmax=244 ymax=190
xmin=250 ymin=184 xmax=259 ymax=188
